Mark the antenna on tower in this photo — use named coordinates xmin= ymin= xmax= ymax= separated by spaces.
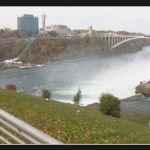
xmin=42 ymin=12 xmax=46 ymax=31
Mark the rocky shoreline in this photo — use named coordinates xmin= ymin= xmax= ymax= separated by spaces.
xmin=0 ymin=62 xmax=19 ymax=71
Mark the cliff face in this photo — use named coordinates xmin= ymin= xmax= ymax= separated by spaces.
xmin=1 ymin=36 xmax=150 ymax=64
xmin=20 ymin=37 xmax=110 ymax=63
xmin=0 ymin=39 xmax=28 ymax=61
xmin=20 ymin=37 xmax=150 ymax=64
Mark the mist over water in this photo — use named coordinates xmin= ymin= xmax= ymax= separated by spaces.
xmin=77 ymin=46 xmax=150 ymax=105
xmin=1 ymin=46 xmax=150 ymax=105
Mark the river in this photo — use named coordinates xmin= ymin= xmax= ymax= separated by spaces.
xmin=1 ymin=46 xmax=150 ymax=106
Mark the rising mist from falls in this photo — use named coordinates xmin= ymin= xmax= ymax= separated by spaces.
xmin=74 ymin=46 xmax=150 ymax=105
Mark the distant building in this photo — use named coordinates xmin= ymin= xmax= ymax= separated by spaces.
xmin=39 ymin=24 xmax=72 ymax=37
xmin=50 ymin=25 xmax=71 ymax=35
xmin=77 ymin=26 xmax=95 ymax=37
xmin=17 ymin=14 xmax=39 ymax=34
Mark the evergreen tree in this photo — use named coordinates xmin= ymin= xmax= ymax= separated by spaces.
xmin=73 ymin=88 xmax=82 ymax=105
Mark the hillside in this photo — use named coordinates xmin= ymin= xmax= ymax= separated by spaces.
xmin=0 ymin=89 xmax=150 ymax=144
xmin=0 ymin=39 xmax=28 ymax=61
xmin=0 ymin=37 xmax=150 ymax=65
xmin=86 ymin=102 xmax=150 ymax=127
xmin=20 ymin=37 xmax=110 ymax=64
xmin=19 ymin=37 xmax=150 ymax=64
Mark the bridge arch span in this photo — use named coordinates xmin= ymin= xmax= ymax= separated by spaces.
xmin=112 ymin=36 xmax=150 ymax=49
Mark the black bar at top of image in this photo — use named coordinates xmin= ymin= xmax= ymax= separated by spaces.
xmin=2 ymin=0 xmax=150 ymax=6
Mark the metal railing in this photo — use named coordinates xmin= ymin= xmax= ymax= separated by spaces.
xmin=0 ymin=108 xmax=63 ymax=144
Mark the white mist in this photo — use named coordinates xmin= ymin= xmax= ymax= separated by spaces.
xmin=80 ymin=46 xmax=150 ymax=105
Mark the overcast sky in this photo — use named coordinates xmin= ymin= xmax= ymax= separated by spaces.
xmin=0 ymin=7 xmax=150 ymax=34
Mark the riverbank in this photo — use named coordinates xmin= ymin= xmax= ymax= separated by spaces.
xmin=0 ymin=62 xmax=19 ymax=71
xmin=0 ymin=61 xmax=46 ymax=71
xmin=0 ymin=37 xmax=150 ymax=71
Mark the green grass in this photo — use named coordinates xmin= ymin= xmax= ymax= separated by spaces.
xmin=86 ymin=103 xmax=150 ymax=127
xmin=1 ymin=89 xmax=150 ymax=144
xmin=120 ymin=109 xmax=150 ymax=127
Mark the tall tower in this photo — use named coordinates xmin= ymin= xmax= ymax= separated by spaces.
xmin=88 ymin=25 xmax=93 ymax=36
xmin=42 ymin=12 xmax=46 ymax=31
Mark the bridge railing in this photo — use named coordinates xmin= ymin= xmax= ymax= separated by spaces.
xmin=0 ymin=108 xmax=63 ymax=144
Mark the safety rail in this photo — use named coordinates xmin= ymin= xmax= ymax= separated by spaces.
xmin=0 ymin=108 xmax=63 ymax=144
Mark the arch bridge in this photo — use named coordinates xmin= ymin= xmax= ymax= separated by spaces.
xmin=96 ymin=35 xmax=150 ymax=49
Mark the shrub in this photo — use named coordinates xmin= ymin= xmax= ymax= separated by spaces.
xmin=42 ymin=89 xmax=51 ymax=99
xmin=73 ymin=88 xmax=82 ymax=105
xmin=5 ymin=84 xmax=17 ymax=91
xmin=99 ymin=93 xmax=120 ymax=118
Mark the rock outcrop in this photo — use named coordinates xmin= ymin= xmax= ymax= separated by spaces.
xmin=135 ymin=82 xmax=150 ymax=97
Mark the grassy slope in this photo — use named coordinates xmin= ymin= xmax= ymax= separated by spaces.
xmin=86 ymin=103 xmax=150 ymax=127
xmin=0 ymin=89 xmax=150 ymax=144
